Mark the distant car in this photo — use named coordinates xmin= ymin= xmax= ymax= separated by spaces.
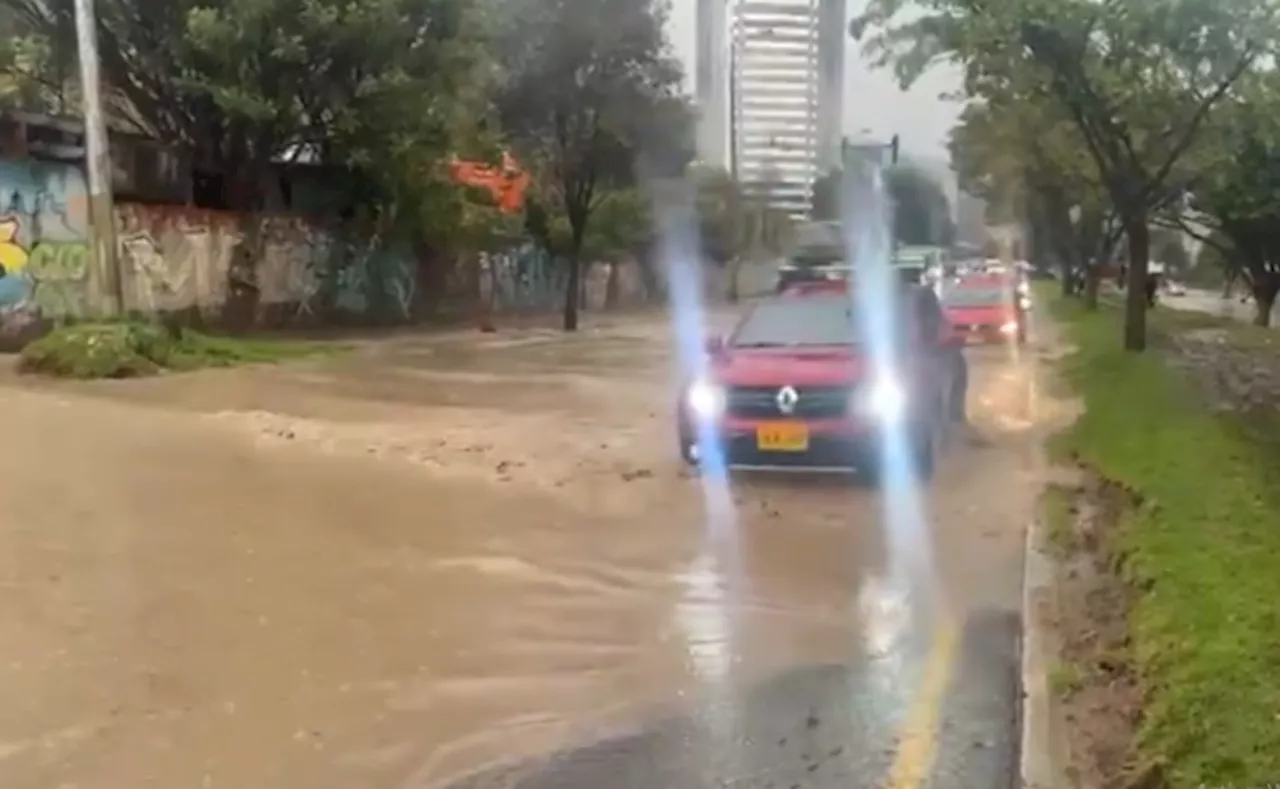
xmin=676 ymin=281 xmax=968 ymax=480
xmin=1165 ymin=280 xmax=1187 ymax=296
xmin=942 ymin=274 xmax=1029 ymax=345
xmin=775 ymin=262 xmax=850 ymax=293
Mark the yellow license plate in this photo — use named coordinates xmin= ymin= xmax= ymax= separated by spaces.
xmin=756 ymin=422 xmax=809 ymax=452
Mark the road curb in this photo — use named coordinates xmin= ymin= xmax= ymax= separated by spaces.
xmin=1020 ymin=316 xmax=1072 ymax=789
xmin=1019 ymin=514 xmax=1064 ymax=789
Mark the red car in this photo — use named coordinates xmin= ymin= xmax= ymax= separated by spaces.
xmin=940 ymin=274 xmax=1029 ymax=345
xmin=676 ymin=282 xmax=968 ymax=480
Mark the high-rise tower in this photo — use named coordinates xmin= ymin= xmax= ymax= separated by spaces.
xmin=728 ymin=0 xmax=845 ymax=218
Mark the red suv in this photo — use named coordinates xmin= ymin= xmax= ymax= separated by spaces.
xmin=940 ymin=273 xmax=1028 ymax=345
xmin=676 ymin=283 xmax=968 ymax=480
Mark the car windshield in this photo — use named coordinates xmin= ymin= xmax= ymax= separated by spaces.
xmin=730 ymin=296 xmax=893 ymax=347
xmin=943 ymin=287 xmax=1006 ymax=307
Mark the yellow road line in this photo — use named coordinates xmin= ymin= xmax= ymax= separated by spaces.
xmin=884 ymin=621 xmax=961 ymax=789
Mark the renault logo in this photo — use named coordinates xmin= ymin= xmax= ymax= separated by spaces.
xmin=776 ymin=385 xmax=799 ymax=415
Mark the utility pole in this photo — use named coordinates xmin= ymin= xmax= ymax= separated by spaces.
xmin=887 ymin=134 xmax=901 ymax=272
xmin=73 ymin=0 xmax=123 ymax=316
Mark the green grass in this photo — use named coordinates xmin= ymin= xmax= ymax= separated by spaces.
xmin=18 ymin=321 xmax=341 ymax=379
xmin=1047 ymin=294 xmax=1280 ymax=786
xmin=1040 ymin=483 xmax=1080 ymax=554
xmin=1048 ymin=659 xmax=1086 ymax=698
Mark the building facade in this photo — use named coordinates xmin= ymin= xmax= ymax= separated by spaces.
xmin=695 ymin=0 xmax=731 ymax=170
xmin=728 ymin=0 xmax=845 ymax=218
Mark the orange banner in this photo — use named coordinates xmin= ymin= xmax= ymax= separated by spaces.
xmin=449 ymin=152 xmax=529 ymax=213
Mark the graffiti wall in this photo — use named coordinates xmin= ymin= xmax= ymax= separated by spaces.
xmin=480 ymin=246 xmax=645 ymax=312
xmin=114 ymin=206 xmax=426 ymax=324
xmin=0 ymin=156 xmax=652 ymax=344
xmin=0 ymin=159 xmax=91 ymax=338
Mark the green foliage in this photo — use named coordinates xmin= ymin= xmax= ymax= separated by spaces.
xmin=492 ymin=0 xmax=690 ymax=327
xmin=1173 ymin=71 xmax=1280 ymax=317
xmin=810 ymin=164 xmax=953 ymax=246
xmin=493 ymin=0 xmax=688 ymax=233
xmin=690 ymin=166 xmax=792 ymax=264
xmin=581 ymin=189 xmax=650 ymax=260
xmin=0 ymin=32 xmax=62 ymax=111
xmin=854 ymin=0 xmax=1277 ymax=346
xmin=4 ymin=0 xmax=491 ymax=226
xmin=1048 ymin=293 xmax=1280 ymax=786
xmin=18 ymin=321 xmax=334 ymax=378
xmin=886 ymin=164 xmax=954 ymax=246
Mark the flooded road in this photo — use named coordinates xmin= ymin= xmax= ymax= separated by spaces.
xmin=0 ymin=311 xmax=1046 ymax=789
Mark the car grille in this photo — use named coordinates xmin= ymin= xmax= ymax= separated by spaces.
xmin=725 ymin=385 xmax=852 ymax=419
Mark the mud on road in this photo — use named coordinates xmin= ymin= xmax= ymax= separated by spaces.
xmin=0 ymin=312 xmax=1049 ymax=789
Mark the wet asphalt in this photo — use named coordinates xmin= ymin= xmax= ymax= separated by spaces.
xmin=0 ymin=310 xmax=1038 ymax=789
xmin=443 ymin=608 xmax=1020 ymax=789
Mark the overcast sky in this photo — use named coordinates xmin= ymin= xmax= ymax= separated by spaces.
xmin=665 ymin=0 xmax=965 ymax=166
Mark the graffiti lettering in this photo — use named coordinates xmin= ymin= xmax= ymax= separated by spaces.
xmin=27 ymin=242 xmax=89 ymax=316
xmin=331 ymin=241 xmax=415 ymax=319
xmin=28 ymin=241 xmax=88 ymax=280
xmin=0 ymin=160 xmax=89 ymax=335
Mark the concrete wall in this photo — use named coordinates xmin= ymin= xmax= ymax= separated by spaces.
xmin=0 ymin=157 xmax=651 ymax=343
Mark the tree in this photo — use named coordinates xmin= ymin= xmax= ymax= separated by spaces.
xmin=949 ymin=93 xmax=1119 ymax=302
xmin=4 ymin=0 xmax=493 ymax=324
xmin=5 ymin=0 xmax=485 ymax=203
xmin=811 ymin=163 xmax=955 ymax=248
xmin=1169 ymin=74 xmax=1280 ymax=325
xmin=690 ymin=167 xmax=794 ymax=301
xmin=853 ymin=0 xmax=1272 ymax=350
xmin=885 ymin=164 xmax=954 ymax=246
xmin=494 ymin=0 xmax=688 ymax=330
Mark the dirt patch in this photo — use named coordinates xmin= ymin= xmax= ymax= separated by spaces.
xmin=1045 ymin=472 xmax=1148 ymax=789
xmin=1165 ymin=327 xmax=1280 ymax=414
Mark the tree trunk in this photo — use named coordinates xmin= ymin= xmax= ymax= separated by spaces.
xmin=1084 ymin=267 xmax=1100 ymax=308
xmin=1252 ymin=274 xmax=1277 ymax=326
xmin=563 ymin=253 xmax=581 ymax=331
xmin=1253 ymin=294 xmax=1274 ymax=326
xmin=1123 ymin=212 xmax=1151 ymax=351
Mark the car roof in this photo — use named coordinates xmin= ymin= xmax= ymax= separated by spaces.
xmin=778 ymin=278 xmax=936 ymax=307
xmin=954 ymin=273 xmax=1008 ymax=287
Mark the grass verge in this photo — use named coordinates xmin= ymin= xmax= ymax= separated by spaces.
xmin=1047 ymin=294 xmax=1280 ymax=786
xmin=1039 ymin=483 xmax=1079 ymax=554
xmin=18 ymin=321 xmax=340 ymax=379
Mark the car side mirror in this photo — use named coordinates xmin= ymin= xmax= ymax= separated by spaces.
xmin=704 ymin=334 xmax=724 ymax=355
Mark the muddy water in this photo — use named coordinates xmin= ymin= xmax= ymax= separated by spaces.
xmin=0 ymin=314 xmax=1040 ymax=789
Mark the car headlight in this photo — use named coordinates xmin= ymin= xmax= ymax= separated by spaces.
xmin=1000 ymin=320 xmax=1019 ymax=334
xmin=856 ymin=376 xmax=907 ymax=421
xmin=686 ymin=379 xmax=725 ymax=417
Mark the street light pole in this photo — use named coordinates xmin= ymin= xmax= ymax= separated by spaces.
xmin=72 ymin=0 xmax=123 ymax=316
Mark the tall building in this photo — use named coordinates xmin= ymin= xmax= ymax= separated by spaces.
xmin=695 ymin=0 xmax=731 ymax=170
xmin=729 ymin=0 xmax=845 ymax=218
xmin=816 ymin=0 xmax=846 ymax=172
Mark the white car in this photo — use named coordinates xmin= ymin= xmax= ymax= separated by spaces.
xmin=1165 ymin=281 xmax=1187 ymax=296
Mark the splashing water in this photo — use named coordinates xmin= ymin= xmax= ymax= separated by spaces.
xmin=841 ymin=159 xmax=940 ymax=624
